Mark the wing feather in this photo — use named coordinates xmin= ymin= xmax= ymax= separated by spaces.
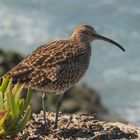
xmin=5 ymin=40 xmax=88 ymax=88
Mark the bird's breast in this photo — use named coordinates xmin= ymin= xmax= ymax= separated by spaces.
xmin=50 ymin=46 xmax=91 ymax=92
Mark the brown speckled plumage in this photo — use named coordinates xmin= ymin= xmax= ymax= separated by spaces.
xmin=4 ymin=24 xmax=125 ymax=94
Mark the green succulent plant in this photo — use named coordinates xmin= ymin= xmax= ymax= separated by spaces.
xmin=0 ymin=77 xmax=32 ymax=137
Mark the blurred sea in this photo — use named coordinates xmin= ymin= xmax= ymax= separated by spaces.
xmin=0 ymin=0 xmax=140 ymax=125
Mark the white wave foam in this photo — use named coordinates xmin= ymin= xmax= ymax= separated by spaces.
xmin=0 ymin=3 xmax=58 ymax=53
xmin=128 ymin=74 xmax=140 ymax=82
xmin=102 ymin=68 xmax=126 ymax=83
xmin=117 ymin=106 xmax=140 ymax=125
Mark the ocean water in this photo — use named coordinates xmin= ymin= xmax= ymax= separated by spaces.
xmin=0 ymin=0 xmax=140 ymax=125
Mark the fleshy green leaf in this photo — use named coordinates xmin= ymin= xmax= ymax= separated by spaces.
xmin=9 ymin=90 xmax=16 ymax=120
xmin=23 ymin=87 xmax=32 ymax=111
xmin=12 ymin=84 xmax=18 ymax=96
xmin=0 ymin=77 xmax=9 ymax=94
xmin=0 ymin=92 xmax=3 ymax=110
xmin=0 ymin=113 xmax=7 ymax=126
xmin=0 ymin=77 xmax=32 ymax=137
xmin=14 ymin=84 xmax=24 ymax=106
xmin=6 ymin=106 xmax=31 ymax=136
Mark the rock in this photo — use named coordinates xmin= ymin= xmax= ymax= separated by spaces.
xmin=14 ymin=112 xmax=140 ymax=140
xmin=0 ymin=49 xmax=23 ymax=75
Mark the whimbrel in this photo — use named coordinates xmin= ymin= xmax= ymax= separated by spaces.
xmin=4 ymin=24 xmax=125 ymax=128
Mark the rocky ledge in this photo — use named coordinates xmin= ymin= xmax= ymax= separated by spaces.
xmin=14 ymin=112 xmax=140 ymax=140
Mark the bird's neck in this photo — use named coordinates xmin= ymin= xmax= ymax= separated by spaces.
xmin=70 ymin=33 xmax=90 ymax=44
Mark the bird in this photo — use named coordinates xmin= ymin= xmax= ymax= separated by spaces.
xmin=3 ymin=24 xmax=125 ymax=129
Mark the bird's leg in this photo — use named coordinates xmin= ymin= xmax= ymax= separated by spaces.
xmin=53 ymin=91 xmax=68 ymax=129
xmin=42 ymin=92 xmax=47 ymax=123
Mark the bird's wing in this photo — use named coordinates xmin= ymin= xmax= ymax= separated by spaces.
xmin=5 ymin=40 xmax=85 ymax=85
xmin=4 ymin=41 xmax=61 ymax=83
xmin=30 ymin=40 xmax=86 ymax=85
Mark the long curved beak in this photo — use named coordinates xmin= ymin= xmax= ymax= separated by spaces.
xmin=95 ymin=34 xmax=125 ymax=52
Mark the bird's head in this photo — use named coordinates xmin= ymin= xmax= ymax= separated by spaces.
xmin=71 ymin=24 xmax=125 ymax=52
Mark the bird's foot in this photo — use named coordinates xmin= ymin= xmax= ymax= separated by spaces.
xmin=42 ymin=118 xmax=50 ymax=131
xmin=53 ymin=112 xmax=59 ymax=129
xmin=53 ymin=122 xmax=58 ymax=129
